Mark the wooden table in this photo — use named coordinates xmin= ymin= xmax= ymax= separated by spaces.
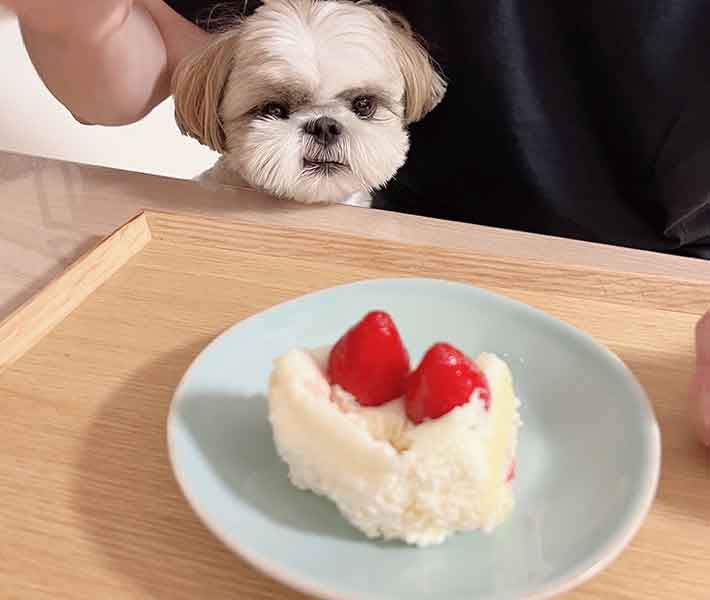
xmin=1 ymin=151 xmax=709 ymax=599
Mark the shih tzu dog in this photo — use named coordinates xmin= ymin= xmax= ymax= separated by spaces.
xmin=172 ymin=0 xmax=446 ymax=206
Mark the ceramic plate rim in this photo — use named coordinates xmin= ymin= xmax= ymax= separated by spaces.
xmin=167 ymin=276 xmax=661 ymax=600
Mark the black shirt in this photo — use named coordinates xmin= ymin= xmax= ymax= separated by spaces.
xmin=168 ymin=0 xmax=710 ymax=258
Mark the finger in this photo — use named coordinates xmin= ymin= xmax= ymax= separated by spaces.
xmin=689 ymin=366 xmax=710 ymax=446
xmin=696 ymin=310 xmax=710 ymax=365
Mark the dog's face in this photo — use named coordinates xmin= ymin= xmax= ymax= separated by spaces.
xmin=173 ymin=0 xmax=445 ymax=203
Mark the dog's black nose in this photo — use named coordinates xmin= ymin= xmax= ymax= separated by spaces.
xmin=304 ymin=116 xmax=342 ymax=146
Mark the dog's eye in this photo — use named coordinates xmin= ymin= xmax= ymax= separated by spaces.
xmin=261 ymin=102 xmax=289 ymax=119
xmin=351 ymin=95 xmax=376 ymax=119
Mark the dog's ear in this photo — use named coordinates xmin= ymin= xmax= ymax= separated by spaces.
xmin=172 ymin=32 xmax=239 ymax=153
xmin=371 ymin=7 xmax=446 ymax=124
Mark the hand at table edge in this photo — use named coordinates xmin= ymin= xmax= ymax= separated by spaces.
xmin=690 ymin=311 xmax=710 ymax=446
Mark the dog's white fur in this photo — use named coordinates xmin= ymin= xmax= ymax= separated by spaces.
xmin=173 ymin=0 xmax=445 ymax=205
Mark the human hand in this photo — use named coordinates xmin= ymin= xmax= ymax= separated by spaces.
xmin=689 ymin=311 xmax=710 ymax=445
xmin=5 ymin=0 xmax=134 ymax=43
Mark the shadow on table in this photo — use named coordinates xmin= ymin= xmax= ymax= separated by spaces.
xmin=71 ymin=341 xmax=317 ymax=599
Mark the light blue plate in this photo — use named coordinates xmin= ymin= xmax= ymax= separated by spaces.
xmin=167 ymin=278 xmax=660 ymax=599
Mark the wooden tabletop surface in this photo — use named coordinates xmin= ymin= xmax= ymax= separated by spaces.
xmin=3 ymin=149 xmax=710 ymax=322
xmin=1 ymin=151 xmax=710 ymax=599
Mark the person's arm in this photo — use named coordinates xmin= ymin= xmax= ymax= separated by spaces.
xmin=2 ymin=0 xmax=209 ymax=125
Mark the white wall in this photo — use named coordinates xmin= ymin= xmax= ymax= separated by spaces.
xmin=0 ymin=11 xmax=219 ymax=179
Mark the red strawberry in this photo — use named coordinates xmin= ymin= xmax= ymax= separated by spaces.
xmin=405 ymin=342 xmax=490 ymax=424
xmin=506 ymin=458 xmax=516 ymax=483
xmin=327 ymin=311 xmax=410 ymax=406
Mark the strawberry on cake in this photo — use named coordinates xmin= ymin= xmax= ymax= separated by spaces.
xmin=268 ymin=311 xmax=521 ymax=547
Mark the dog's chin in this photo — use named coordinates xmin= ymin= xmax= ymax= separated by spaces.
xmin=232 ymin=153 xmax=397 ymax=204
xmin=285 ymin=164 xmax=365 ymax=204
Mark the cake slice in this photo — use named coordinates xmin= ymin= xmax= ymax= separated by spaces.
xmin=267 ymin=312 xmax=522 ymax=547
